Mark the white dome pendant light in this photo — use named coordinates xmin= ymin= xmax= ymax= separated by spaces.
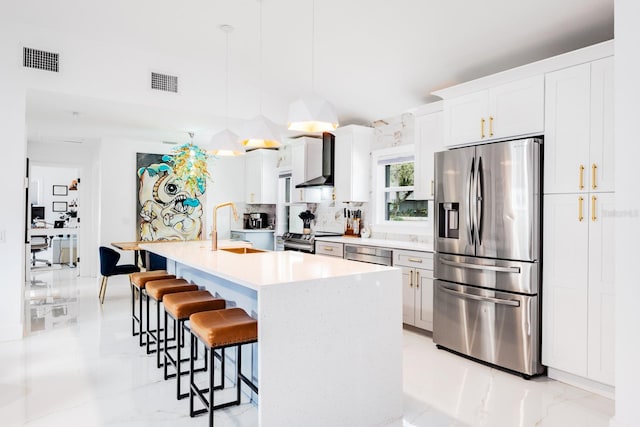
xmin=209 ymin=25 xmax=245 ymax=156
xmin=240 ymin=0 xmax=281 ymax=149
xmin=287 ymin=0 xmax=338 ymax=133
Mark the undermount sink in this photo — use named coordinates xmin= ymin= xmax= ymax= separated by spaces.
xmin=220 ymin=247 xmax=266 ymax=254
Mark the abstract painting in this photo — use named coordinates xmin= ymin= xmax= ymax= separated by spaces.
xmin=136 ymin=152 xmax=204 ymax=241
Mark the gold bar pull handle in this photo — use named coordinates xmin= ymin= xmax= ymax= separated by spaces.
xmin=416 ymin=271 xmax=420 ymax=289
xmin=592 ymin=196 xmax=597 ymax=222
xmin=592 ymin=163 xmax=597 ymax=190
xmin=480 ymin=118 xmax=485 ymax=138
xmin=430 ymin=180 xmax=434 ymax=197
xmin=578 ymin=196 xmax=584 ymax=221
xmin=409 ymin=269 xmax=414 ymax=287
xmin=489 ymin=116 xmax=494 ymax=137
xmin=579 ymin=164 xmax=585 ymax=190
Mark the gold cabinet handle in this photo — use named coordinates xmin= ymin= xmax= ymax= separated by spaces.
xmin=409 ymin=269 xmax=413 ymax=287
xmin=592 ymin=164 xmax=597 ymax=190
xmin=592 ymin=196 xmax=597 ymax=222
xmin=323 ymin=246 xmax=333 ymax=251
xmin=300 ymin=189 xmax=303 ymax=200
xmin=579 ymin=165 xmax=585 ymax=190
xmin=430 ymin=180 xmax=434 ymax=197
xmin=416 ymin=271 xmax=420 ymax=289
xmin=489 ymin=116 xmax=494 ymax=137
xmin=578 ymin=196 xmax=584 ymax=221
xmin=408 ymin=258 xmax=423 ymax=263
xmin=480 ymin=118 xmax=486 ymax=138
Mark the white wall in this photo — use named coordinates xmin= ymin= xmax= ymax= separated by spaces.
xmin=613 ymin=1 xmax=640 ymax=426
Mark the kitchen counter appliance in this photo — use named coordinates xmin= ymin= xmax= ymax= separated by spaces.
xmin=245 ymin=212 xmax=268 ymax=229
xmin=433 ymin=137 xmax=544 ymax=378
xmin=283 ymin=231 xmax=342 ymax=253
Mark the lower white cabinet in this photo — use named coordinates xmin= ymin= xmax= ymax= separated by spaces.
xmin=315 ymin=241 xmax=344 ymax=258
xmin=542 ymin=192 xmax=615 ymax=387
xmin=394 ymin=250 xmax=434 ymax=331
xmin=230 ymin=230 xmax=275 ymax=251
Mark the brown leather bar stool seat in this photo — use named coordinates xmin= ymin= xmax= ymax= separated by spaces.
xmin=189 ymin=308 xmax=258 ymax=427
xmin=129 ymin=270 xmax=176 ymax=346
xmin=145 ymin=278 xmax=199 ymax=365
xmin=162 ymin=290 xmax=226 ymax=399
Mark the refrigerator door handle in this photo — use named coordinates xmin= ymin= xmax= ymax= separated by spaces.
xmin=476 ymin=156 xmax=484 ymax=245
xmin=440 ymin=258 xmax=521 ymax=274
xmin=467 ymin=157 xmax=475 ymax=245
xmin=440 ymin=286 xmax=521 ymax=307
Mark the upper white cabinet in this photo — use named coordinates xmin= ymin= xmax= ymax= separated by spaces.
xmin=413 ymin=106 xmax=443 ymax=200
xmin=290 ymin=137 xmax=322 ymax=203
xmin=333 ymin=125 xmax=373 ymax=202
xmin=443 ymin=75 xmax=544 ymax=146
xmin=544 ymin=57 xmax=614 ymax=194
xmin=245 ymin=149 xmax=278 ymax=204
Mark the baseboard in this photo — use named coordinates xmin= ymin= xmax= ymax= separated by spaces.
xmin=548 ymin=367 xmax=615 ymax=399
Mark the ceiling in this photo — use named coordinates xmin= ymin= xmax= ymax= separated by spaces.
xmin=21 ymin=0 xmax=614 ymax=145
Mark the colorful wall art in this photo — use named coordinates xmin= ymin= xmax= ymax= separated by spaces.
xmin=136 ymin=151 xmax=206 ymax=241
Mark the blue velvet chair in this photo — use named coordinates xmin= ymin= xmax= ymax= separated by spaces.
xmin=99 ymin=246 xmax=140 ymax=304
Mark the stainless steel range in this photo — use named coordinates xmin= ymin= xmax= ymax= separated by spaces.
xmin=283 ymin=231 xmax=342 ymax=253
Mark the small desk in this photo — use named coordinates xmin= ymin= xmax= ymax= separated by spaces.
xmin=30 ymin=227 xmax=78 ymax=267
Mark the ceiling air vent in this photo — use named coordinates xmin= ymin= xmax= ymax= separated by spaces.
xmin=151 ymin=72 xmax=178 ymax=93
xmin=23 ymin=47 xmax=59 ymax=72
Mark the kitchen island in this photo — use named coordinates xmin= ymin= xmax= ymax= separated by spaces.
xmin=139 ymin=240 xmax=403 ymax=427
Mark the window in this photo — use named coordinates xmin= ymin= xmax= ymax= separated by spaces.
xmin=372 ymin=145 xmax=429 ymax=229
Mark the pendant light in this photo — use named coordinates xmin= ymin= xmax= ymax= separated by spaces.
xmin=209 ymin=25 xmax=245 ymax=156
xmin=287 ymin=0 xmax=338 ymax=133
xmin=240 ymin=0 xmax=281 ymax=148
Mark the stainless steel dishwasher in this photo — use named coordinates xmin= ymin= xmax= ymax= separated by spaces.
xmin=344 ymin=244 xmax=393 ymax=266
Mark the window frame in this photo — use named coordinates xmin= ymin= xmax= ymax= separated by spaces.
xmin=371 ymin=144 xmax=430 ymax=233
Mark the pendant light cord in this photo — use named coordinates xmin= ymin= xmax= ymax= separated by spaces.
xmin=224 ymin=27 xmax=230 ymax=129
xmin=311 ymin=0 xmax=315 ymax=93
xmin=259 ymin=0 xmax=264 ymax=115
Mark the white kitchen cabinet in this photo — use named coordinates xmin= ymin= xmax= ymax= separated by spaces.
xmin=290 ymin=137 xmax=322 ymax=203
xmin=333 ymin=125 xmax=373 ymax=202
xmin=245 ymin=149 xmax=278 ymax=204
xmin=315 ymin=241 xmax=344 ymax=258
xmin=544 ymin=57 xmax=614 ymax=194
xmin=394 ymin=250 xmax=434 ymax=331
xmin=443 ymin=75 xmax=544 ymax=147
xmin=413 ymin=108 xmax=443 ymax=200
xmin=542 ymin=192 xmax=615 ymax=386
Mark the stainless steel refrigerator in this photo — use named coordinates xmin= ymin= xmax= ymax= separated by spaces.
xmin=433 ymin=137 xmax=544 ymax=378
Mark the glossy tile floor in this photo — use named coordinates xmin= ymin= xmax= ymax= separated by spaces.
xmin=0 ymin=267 xmax=614 ymax=426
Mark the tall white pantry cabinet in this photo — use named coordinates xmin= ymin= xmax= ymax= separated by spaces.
xmin=542 ymin=56 xmax=615 ymax=391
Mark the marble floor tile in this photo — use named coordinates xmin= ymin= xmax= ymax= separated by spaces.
xmin=0 ymin=268 xmax=614 ymax=426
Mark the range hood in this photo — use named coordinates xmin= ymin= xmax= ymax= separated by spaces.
xmin=295 ymin=132 xmax=335 ymax=188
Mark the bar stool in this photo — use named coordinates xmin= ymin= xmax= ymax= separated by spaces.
xmin=145 ymin=278 xmax=199 ymax=365
xmin=129 ymin=270 xmax=176 ymax=346
xmin=162 ymin=290 xmax=226 ymax=399
xmin=189 ymin=308 xmax=258 ymax=427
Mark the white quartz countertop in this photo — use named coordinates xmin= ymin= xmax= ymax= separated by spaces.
xmin=315 ymin=236 xmax=433 ymax=252
xmin=139 ymin=240 xmax=394 ymax=291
